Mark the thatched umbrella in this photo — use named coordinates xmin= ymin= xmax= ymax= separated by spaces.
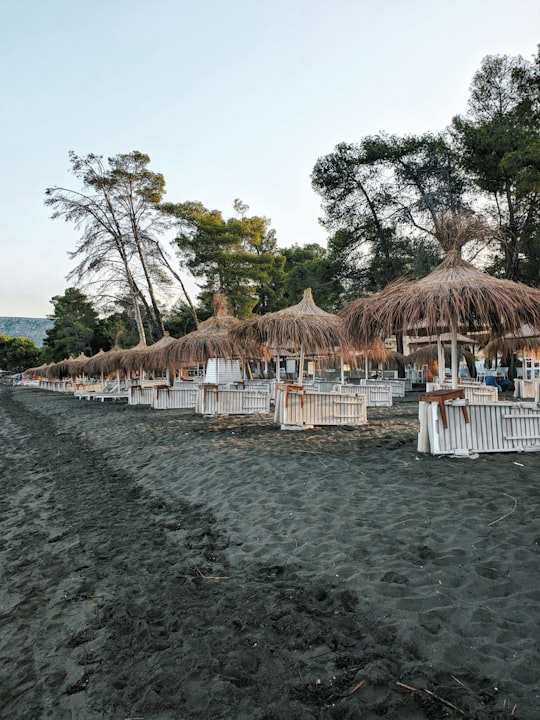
xmin=407 ymin=345 xmax=476 ymax=381
xmin=347 ymin=336 xmax=391 ymax=378
xmin=26 ymin=361 xmax=55 ymax=379
xmin=123 ymin=332 xmax=177 ymax=382
xmin=482 ymin=324 xmax=540 ymax=361
xmin=340 ymin=212 xmax=540 ymax=389
xmin=49 ymin=352 xmax=90 ymax=381
xmin=159 ymin=294 xmax=269 ymax=381
xmin=231 ymin=288 xmax=353 ymax=383
xmin=82 ymin=349 xmax=107 ymax=379
xmin=115 ymin=341 xmax=148 ymax=378
xmin=408 ymin=331 xmax=475 ymax=380
xmin=83 ymin=345 xmax=128 ymax=389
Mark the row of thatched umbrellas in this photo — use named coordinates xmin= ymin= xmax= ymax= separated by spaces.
xmin=28 ymin=290 xmax=400 ymax=384
xmin=28 ymin=214 xmax=540 ymax=388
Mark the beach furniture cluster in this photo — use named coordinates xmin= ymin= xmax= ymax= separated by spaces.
xmin=21 ymin=215 xmax=540 ymax=455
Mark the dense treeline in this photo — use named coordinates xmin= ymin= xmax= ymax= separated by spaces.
xmin=312 ymin=49 xmax=540 ymax=300
xmin=27 ymin=47 xmax=539 ymax=365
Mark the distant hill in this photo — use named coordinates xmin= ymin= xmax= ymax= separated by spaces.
xmin=0 ymin=317 xmax=53 ymax=347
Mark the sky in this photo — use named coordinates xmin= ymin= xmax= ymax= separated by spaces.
xmin=0 ymin=0 xmax=538 ymax=319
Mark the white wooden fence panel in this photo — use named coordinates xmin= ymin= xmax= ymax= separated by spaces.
xmin=514 ymin=379 xmax=540 ymax=401
xmin=196 ymin=387 xmax=271 ymax=415
xmin=274 ymin=387 xmax=367 ymax=428
xmin=419 ymin=400 xmax=540 ymax=454
xmin=359 ymin=379 xmax=406 ymax=397
xmin=330 ymin=383 xmax=393 ymax=407
xmin=204 ymin=358 xmax=242 ymax=384
xmin=40 ymin=380 xmax=74 ymax=393
xmin=128 ymin=385 xmax=156 ymax=405
xmin=430 ymin=382 xmax=499 ymax=403
xmin=152 ymin=385 xmax=198 ymax=410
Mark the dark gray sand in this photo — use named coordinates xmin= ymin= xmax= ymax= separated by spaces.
xmin=0 ymin=384 xmax=539 ymax=719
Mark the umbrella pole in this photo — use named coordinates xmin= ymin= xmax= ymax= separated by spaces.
xmin=298 ymin=346 xmax=305 ymax=385
xmin=340 ymin=355 xmax=344 ymax=385
xmin=275 ymin=354 xmax=280 ymax=381
xmin=364 ymin=356 xmax=369 ymax=380
xmin=450 ymin=319 xmax=459 ymax=390
xmin=437 ymin=338 xmax=445 ymax=383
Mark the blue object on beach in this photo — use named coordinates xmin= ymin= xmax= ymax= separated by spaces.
xmin=485 ymin=375 xmax=502 ymax=393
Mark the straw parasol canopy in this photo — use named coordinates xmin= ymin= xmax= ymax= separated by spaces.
xmin=83 ymin=345 xmax=126 ymax=377
xmin=125 ymin=332 xmax=178 ymax=375
xmin=26 ymin=361 xmax=56 ymax=378
xmin=407 ymin=344 xmax=475 ymax=368
xmin=115 ymin=341 xmax=149 ymax=375
xmin=232 ymin=288 xmax=351 ymax=355
xmin=407 ymin=332 xmax=475 ymax=347
xmin=160 ymin=294 xmax=269 ymax=371
xmin=231 ymin=288 xmax=354 ymax=382
xmin=340 ymin=212 xmax=540 ymax=388
xmin=482 ymin=324 xmax=540 ymax=360
xmin=49 ymin=352 xmax=90 ymax=380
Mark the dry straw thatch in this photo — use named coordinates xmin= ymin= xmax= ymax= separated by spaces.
xmin=341 ymin=213 xmax=540 ymax=343
xmin=156 ymin=294 xmax=269 ymax=371
xmin=482 ymin=324 xmax=540 ymax=360
xmin=26 ymin=361 xmax=56 ymax=378
xmin=48 ymin=352 xmax=90 ymax=380
xmin=123 ymin=332 xmax=177 ymax=375
xmin=407 ymin=344 xmax=475 ymax=368
xmin=231 ymin=288 xmax=352 ymax=356
xmin=340 ymin=212 xmax=540 ymax=387
xmin=83 ymin=345 xmax=126 ymax=377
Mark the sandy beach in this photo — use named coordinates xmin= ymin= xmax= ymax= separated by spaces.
xmin=0 ymin=384 xmax=539 ymax=719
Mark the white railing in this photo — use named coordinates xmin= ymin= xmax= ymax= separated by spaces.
xmin=39 ymin=379 xmax=74 ymax=392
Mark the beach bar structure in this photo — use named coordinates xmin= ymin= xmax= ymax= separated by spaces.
xmin=274 ymin=384 xmax=367 ymax=430
xmin=418 ymin=390 xmax=540 ymax=454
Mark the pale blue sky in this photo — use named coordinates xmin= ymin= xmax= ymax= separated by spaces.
xmin=1 ymin=0 xmax=538 ymax=318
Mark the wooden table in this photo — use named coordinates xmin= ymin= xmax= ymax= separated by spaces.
xmin=417 ymin=388 xmax=470 ymax=429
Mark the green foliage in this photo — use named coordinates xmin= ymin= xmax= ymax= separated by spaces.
xmin=46 ymin=151 xmax=172 ymax=343
xmin=312 ymin=47 xmax=540 ymax=290
xmin=311 ymin=134 xmax=454 ymax=293
xmin=0 ymin=335 xmax=42 ymax=372
xmin=0 ymin=334 xmax=10 ymax=370
xmin=161 ymin=200 xmax=286 ymax=317
xmin=163 ymin=301 xmax=211 ymax=338
xmin=42 ymin=288 xmax=101 ymax=362
xmin=451 ymin=50 xmax=540 ymax=282
xmin=280 ymin=244 xmax=344 ymax=311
